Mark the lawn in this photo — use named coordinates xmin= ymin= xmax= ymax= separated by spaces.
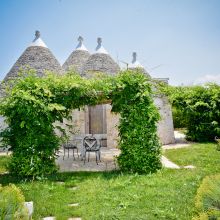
xmin=0 ymin=143 xmax=219 ymax=220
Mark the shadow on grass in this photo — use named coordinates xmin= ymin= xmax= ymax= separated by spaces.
xmin=0 ymin=154 xmax=163 ymax=186
xmin=0 ymin=170 xmax=124 ymax=186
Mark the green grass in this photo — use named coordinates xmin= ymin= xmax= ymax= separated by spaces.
xmin=0 ymin=143 xmax=219 ymax=220
xmin=164 ymin=143 xmax=220 ymax=174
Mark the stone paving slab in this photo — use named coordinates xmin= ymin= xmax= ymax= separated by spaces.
xmin=184 ymin=165 xmax=195 ymax=169
xmin=68 ymin=218 xmax=81 ymax=220
xmin=68 ymin=203 xmax=79 ymax=207
xmin=56 ymin=147 xmax=119 ymax=172
xmin=42 ymin=217 xmax=55 ymax=220
xmin=69 ymin=187 xmax=78 ymax=191
xmin=56 ymin=141 xmax=194 ymax=171
xmin=1 ymin=131 xmax=193 ymax=172
xmin=57 ymin=147 xmax=192 ymax=171
xmin=0 ymin=151 xmax=11 ymax=156
xmin=56 ymin=181 xmax=65 ymax=185
xmin=161 ymin=156 xmax=180 ymax=169
xmin=162 ymin=142 xmax=191 ymax=150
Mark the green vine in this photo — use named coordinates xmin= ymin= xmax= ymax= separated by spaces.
xmin=0 ymin=70 xmax=162 ymax=177
xmin=111 ymin=71 xmax=162 ymax=173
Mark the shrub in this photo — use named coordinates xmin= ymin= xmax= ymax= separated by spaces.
xmin=0 ymin=71 xmax=89 ymax=177
xmin=194 ymin=174 xmax=220 ymax=220
xmin=192 ymin=212 xmax=209 ymax=220
xmin=160 ymin=84 xmax=220 ymax=142
xmin=0 ymin=184 xmax=29 ymax=220
xmin=111 ymin=71 xmax=162 ymax=174
xmin=172 ymin=106 xmax=187 ymax=128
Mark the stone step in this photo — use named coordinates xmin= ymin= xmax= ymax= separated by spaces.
xmin=68 ymin=218 xmax=82 ymax=220
xmin=68 ymin=203 xmax=79 ymax=207
xmin=42 ymin=217 xmax=56 ymax=220
xmin=69 ymin=186 xmax=78 ymax=190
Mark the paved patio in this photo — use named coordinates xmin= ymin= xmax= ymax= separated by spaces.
xmin=56 ymin=130 xmax=193 ymax=172
xmin=56 ymin=147 xmax=120 ymax=172
xmin=0 ymin=131 xmax=193 ymax=171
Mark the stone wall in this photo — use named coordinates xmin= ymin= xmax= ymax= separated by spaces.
xmin=104 ymin=97 xmax=175 ymax=147
xmin=70 ymin=109 xmax=86 ymax=135
xmin=106 ymin=104 xmax=119 ymax=148
xmin=70 ymin=104 xmax=119 ymax=148
xmin=57 ymin=97 xmax=175 ymax=147
xmin=1 ymin=98 xmax=174 ymax=148
xmin=154 ymin=96 xmax=175 ymax=145
xmin=54 ymin=109 xmax=86 ymax=140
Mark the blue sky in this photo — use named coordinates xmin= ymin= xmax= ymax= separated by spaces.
xmin=0 ymin=0 xmax=220 ymax=85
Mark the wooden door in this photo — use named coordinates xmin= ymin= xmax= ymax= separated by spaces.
xmin=88 ymin=104 xmax=107 ymax=134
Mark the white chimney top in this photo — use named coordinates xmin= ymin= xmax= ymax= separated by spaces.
xmin=76 ymin=36 xmax=88 ymax=51
xmin=29 ymin=30 xmax=48 ymax=48
xmin=128 ymin=52 xmax=144 ymax=68
xmin=95 ymin=37 xmax=108 ymax=54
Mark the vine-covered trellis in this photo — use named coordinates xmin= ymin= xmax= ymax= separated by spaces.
xmin=0 ymin=70 xmax=162 ymax=177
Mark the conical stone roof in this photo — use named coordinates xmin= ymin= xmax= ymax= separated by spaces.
xmin=82 ymin=38 xmax=120 ymax=77
xmin=4 ymin=31 xmax=62 ymax=81
xmin=128 ymin=52 xmax=150 ymax=77
xmin=62 ymin=36 xmax=90 ymax=74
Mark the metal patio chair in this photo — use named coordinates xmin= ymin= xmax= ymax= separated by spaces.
xmin=63 ymin=141 xmax=79 ymax=160
xmin=83 ymin=136 xmax=101 ymax=165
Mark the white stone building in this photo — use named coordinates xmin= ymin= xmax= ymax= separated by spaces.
xmin=2 ymin=31 xmax=175 ymax=147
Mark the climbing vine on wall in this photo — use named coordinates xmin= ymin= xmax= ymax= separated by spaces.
xmin=0 ymin=70 xmax=161 ymax=177
xmin=111 ymin=72 xmax=161 ymax=173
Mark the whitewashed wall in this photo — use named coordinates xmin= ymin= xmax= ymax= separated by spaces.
xmin=154 ymin=96 xmax=175 ymax=145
